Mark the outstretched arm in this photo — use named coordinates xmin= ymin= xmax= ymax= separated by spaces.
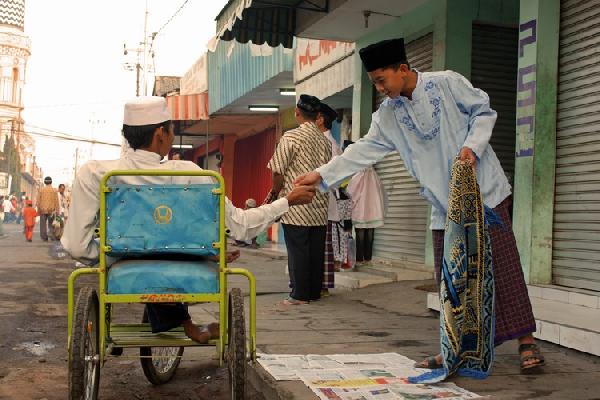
xmin=225 ymin=185 xmax=316 ymax=241
xmin=295 ymin=119 xmax=394 ymax=190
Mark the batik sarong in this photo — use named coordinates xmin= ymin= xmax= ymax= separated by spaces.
xmin=411 ymin=161 xmax=495 ymax=383
xmin=323 ymin=221 xmax=335 ymax=289
xmin=431 ymin=197 xmax=536 ymax=345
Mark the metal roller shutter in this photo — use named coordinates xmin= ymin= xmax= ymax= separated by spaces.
xmin=372 ymin=33 xmax=433 ymax=265
xmin=553 ymin=0 xmax=600 ymax=291
xmin=471 ymin=24 xmax=518 ymax=186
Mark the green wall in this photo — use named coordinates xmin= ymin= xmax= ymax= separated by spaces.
xmin=513 ymin=0 xmax=560 ymax=284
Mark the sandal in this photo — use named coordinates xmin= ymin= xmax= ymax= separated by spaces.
xmin=282 ymin=297 xmax=309 ymax=306
xmin=519 ymin=343 xmax=545 ymax=372
xmin=414 ymin=355 xmax=443 ymax=369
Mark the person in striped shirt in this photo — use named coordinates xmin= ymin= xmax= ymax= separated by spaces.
xmin=267 ymin=95 xmax=332 ymax=305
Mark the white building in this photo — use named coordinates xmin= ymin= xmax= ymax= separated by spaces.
xmin=0 ymin=0 xmax=36 ymax=198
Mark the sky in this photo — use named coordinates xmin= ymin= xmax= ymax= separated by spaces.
xmin=22 ymin=0 xmax=228 ymax=184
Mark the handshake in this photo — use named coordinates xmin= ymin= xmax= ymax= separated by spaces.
xmin=283 ymin=171 xmax=324 ymax=207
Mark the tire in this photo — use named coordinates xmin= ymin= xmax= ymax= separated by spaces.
xmin=140 ymin=308 xmax=184 ymax=385
xmin=227 ymin=288 xmax=246 ymax=400
xmin=68 ymin=286 xmax=100 ymax=400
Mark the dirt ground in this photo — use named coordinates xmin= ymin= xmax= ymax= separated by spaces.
xmin=0 ymin=224 xmax=262 ymax=400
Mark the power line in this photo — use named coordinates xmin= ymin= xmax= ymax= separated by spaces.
xmin=149 ymin=0 xmax=190 ymax=77
xmin=25 ymin=100 xmax=123 ymax=109
xmin=154 ymin=0 xmax=190 ymax=37
xmin=2 ymin=128 xmax=121 ymax=147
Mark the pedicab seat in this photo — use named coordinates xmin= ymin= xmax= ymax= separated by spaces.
xmin=103 ymin=183 xmax=222 ymax=295
xmin=105 ymin=183 xmax=220 ymax=258
xmin=107 ymin=259 xmax=219 ymax=294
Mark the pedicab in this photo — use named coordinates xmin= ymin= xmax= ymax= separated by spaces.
xmin=67 ymin=170 xmax=257 ymax=399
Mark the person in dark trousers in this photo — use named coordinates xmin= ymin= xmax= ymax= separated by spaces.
xmin=267 ymin=95 xmax=332 ymax=305
xmin=36 ymin=176 xmax=59 ymax=241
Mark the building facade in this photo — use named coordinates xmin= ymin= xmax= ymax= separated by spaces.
xmin=0 ymin=0 xmax=38 ymax=198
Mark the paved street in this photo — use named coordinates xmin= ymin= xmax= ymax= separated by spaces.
xmin=2 ymin=223 xmax=600 ymax=399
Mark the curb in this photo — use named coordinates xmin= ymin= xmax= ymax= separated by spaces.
xmin=248 ymin=362 xmax=312 ymax=400
xmin=238 ymin=246 xmax=288 ymax=260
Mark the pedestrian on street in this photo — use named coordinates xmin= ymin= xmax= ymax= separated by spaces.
xmin=56 ymin=183 xmax=70 ymax=240
xmin=294 ymin=38 xmax=544 ymax=373
xmin=36 ymin=176 xmax=59 ymax=241
xmin=9 ymin=195 xmax=17 ymax=223
xmin=2 ymin=195 xmax=12 ymax=223
xmin=15 ymin=196 xmax=24 ymax=225
xmin=234 ymin=198 xmax=260 ymax=248
xmin=267 ymin=94 xmax=332 ymax=305
xmin=22 ymin=200 xmax=37 ymax=242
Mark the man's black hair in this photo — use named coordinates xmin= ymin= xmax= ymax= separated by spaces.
xmin=298 ymin=107 xmax=318 ymax=121
xmin=321 ymin=112 xmax=335 ymax=130
xmin=384 ymin=61 xmax=411 ymax=71
xmin=122 ymin=120 xmax=171 ymax=150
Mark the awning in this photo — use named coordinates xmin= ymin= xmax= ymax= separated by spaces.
xmin=166 ymin=93 xmax=209 ymax=121
xmin=215 ymin=0 xmax=329 ymax=49
xmin=183 ymin=114 xmax=277 ymax=139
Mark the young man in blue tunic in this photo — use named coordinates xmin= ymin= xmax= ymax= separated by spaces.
xmin=295 ymin=38 xmax=544 ymax=372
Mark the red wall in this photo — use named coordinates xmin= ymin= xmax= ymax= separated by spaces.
xmin=186 ymin=137 xmax=223 ymax=163
xmin=232 ymin=128 xmax=276 ymax=209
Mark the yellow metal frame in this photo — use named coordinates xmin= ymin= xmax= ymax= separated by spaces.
xmin=67 ymin=169 xmax=257 ymax=367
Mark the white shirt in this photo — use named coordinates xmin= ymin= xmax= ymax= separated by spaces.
xmin=2 ymin=199 xmax=11 ymax=213
xmin=317 ymin=70 xmax=511 ymax=230
xmin=323 ymin=130 xmax=342 ymax=157
xmin=323 ymin=130 xmax=342 ymax=221
xmin=62 ymin=149 xmax=289 ymax=264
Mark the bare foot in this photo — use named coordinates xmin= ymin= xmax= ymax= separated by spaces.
xmin=414 ymin=354 xmax=443 ymax=369
xmin=182 ymin=320 xmax=220 ymax=343
xmin=226 ymin=250 xmax=241 ymax=263
xmin=207 ymin=250 xmax=241 ymax=264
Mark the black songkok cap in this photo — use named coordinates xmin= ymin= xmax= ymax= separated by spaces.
xmin=297 ymin=94 xmax=321 ymax=113
xmin=319 ymin=102 xmax=338 ymax=121
xmin=359 ymin=38 xmax=407 ymax=72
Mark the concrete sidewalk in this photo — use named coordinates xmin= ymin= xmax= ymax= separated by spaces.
xmin=215 ymin=247 xmax=600 ymax=400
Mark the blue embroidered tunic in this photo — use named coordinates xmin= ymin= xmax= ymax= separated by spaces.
xmin=316 ymin=70 xmax=511 ymax=230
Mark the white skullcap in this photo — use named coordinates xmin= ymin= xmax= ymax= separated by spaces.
xmin=123 ymin=96 xmax=171 ymax=126
xmin=245 ymin=198 xmax=257 ymax=208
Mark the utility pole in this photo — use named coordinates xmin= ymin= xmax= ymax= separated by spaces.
xmin=142 ymin=0 xmax=149 ymax=96
xmin=73 ymin=148 xmax=79 ymax=181
xmin=123 ymin=0 xmax=153 ymax=97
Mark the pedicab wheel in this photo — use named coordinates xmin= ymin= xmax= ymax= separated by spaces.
xmin=140 ymin=308 xmax=184 ymax=385
xmin=68 ymin=286 xmax=100 ymax=400
xmin=227 ymin=288 xmax=246 ymax=400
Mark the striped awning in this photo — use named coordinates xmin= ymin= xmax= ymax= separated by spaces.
xmin=215 ymin=0 xmax=328 ymax=49
xmin=166 ymin=93 xmax=208 ymax=121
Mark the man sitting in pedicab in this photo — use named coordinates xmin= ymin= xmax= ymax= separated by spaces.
xmin=61 ymin=96 xmax=317 ymax=344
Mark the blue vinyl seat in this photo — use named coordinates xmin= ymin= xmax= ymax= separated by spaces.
xmin=107 ymin=259 xmax=219 ymax=294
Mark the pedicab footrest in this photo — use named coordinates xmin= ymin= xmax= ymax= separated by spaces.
xmin=109 ymin=324 xmax=218 ymax=348
xmin=107 ymin=259 xmax=219 ymax=294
